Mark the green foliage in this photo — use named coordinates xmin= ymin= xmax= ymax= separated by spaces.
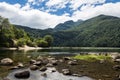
xmin=44 ymin=35 xmax=53 ymax=46
xmin=36 ymin=39 xmax=48 ymax=47
xmin=74 ymin=54 xmax=111 ymax=61
xmin=15 ymin=15 xmax=120 ymax=47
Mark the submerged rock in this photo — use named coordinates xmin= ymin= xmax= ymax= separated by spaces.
xmin=0 ymin=58 xmax=13 ymax=65
xmin=14 ymin=71 xmax=30 ymax=79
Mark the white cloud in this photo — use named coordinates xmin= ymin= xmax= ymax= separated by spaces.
xmin=70 ymin=0 xmax=106 ymax=10
xmin=46 ymin=0 xmax=69 ymax=10
xmin=0 ymin=1 xmax=120 ymax=29
xmin=0 ymin=2 xmax=71 ymax=29
xmin=72 ymin=2 xmax=120 ymax=21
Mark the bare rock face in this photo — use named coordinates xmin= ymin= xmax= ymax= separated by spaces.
xmin=1 ymin=58 xmax=14 ymax=65
xmin=14 ymin=71 xmax=30 ymax=79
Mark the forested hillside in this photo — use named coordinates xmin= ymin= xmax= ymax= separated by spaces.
xmin=0 ymin=16 xmax=53 ymax=47
xmin=15 ymin=15 xmax=120 ymax=47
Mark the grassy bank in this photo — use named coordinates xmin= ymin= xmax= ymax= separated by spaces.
xmin=73 ymin=54 xmax=112 ymax=61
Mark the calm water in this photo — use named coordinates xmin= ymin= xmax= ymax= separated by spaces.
xmin=0 ymin=48 xmax=120 ymax=80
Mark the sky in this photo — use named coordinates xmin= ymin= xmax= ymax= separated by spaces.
xmin=0 ymin=0 xmax=120 ymax=29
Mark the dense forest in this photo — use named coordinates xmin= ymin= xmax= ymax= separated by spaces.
xmin=15 ymin=15 xmax=120 ymax=47
xmin=0 ymin=16 xmax=53 ymax=47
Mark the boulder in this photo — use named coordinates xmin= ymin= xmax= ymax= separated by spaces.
xmin=41 ymin=73 xmax=47 ymax=77
xmin=1 ymin=58 xmax=13 ymax=65
xmin=46 ymin=63 xmax=54 ymax=67
xmin=62 ymin=69 xmax=71 ymax=75
xmin=15 ymin=71 xmax=30 ymax=79
xmin=68 ymin=61 xmax=77 ymax=65
xmin=17 ymin=62 xmax=24 ymax=68
xmin=114 ymin=59 xmax=120 ymax=63
xmin=63 ymin=57 xmax=71 ymax=60
xmin=29 ymin=59 xmax=36 ymax=64
xmin=30 ymin=65 xmax=38 ymax=70
xmin=51 ymin=60 xmax=58 ymax=65
xmin=39 ymin=66 xmax=47 ymax=71
xmin=113 ymin=65 xmax=120 ymax=70
xmin=33 ymin=61 xmax=42 ymax=66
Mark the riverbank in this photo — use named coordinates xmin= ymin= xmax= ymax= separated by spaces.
xmin=0 ymin=45 xmax=43 ymax=51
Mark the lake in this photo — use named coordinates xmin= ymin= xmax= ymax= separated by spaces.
xmin=0 ymin=47 xmax=120 ymax=80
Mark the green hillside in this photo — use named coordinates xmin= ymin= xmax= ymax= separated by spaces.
xmin=0 ymin=16 xmax=53 ymax=47
xmin=15 ymin=15 xmax=120 ymax=47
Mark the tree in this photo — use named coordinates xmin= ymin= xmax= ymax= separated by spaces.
xmin=44 ymin=35 xmax=53 ymax=47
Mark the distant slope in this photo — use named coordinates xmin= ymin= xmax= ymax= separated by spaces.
xmin=54 ymin=20 xmax=83 ymax=31
xmin=15 ymin=25 xmax=54 ymax=38
xmin=15 ymin=15 xmax=120 ymax=47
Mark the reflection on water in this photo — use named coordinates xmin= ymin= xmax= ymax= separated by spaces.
xmin=7 ymin=68 xmax=93 ymax=80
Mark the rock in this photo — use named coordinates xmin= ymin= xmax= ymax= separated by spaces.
xmin=41 ymin=73 xmax=47 ymax=77
xmin=1 ymin=58 xmax=13 ymax=65
xmin=30 ymin=59 xmax=36 ymax=64
xmin=62 ymin=69 xmax=71 ymax=75
xmin=9 ymin=66 xmax=19 ymax=70
xmin=46 ymin=63 xmax=54 ymax=67
xmin=51 ymin=69 xmax=56 ymax=72
xmin=116 ymin=75 xmax=120 ymax=80
xmin=39 ymin=66 xmax=47 ymax=71
xmin=42 ymin=59 xmax=49 ymax=65
xmin=111 ymin=53 xmax=120 ymax=60
xmin=114 ymin=59 xmax=120 ymax=63
xmin=30 ymin=65 xmax=38 ymax=70
xmin=15 ymin=71 xmax=30 ymax=79
xmin=63 ymin=57 xmax=71 ymax=60
xmin=33 ymin=61 xmax=42 ymax=66
xmin=51 ymin=60 xmax=58 ymax=65
xmin=113 ymin=65 xmax=120 ymax=70
xmin=59 ymin=59 xmax=64 ymax=63
xmin=68 ymin=61 xmax=77 ymax=65
xmin=17 ymin=62 xmax=24 ymax=68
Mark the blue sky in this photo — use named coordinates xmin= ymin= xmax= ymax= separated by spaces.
xmin=0 ymin=0 xmax=120 ymax=29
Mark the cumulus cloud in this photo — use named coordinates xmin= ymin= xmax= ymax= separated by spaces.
xmin=72 ymin=2 xmax=120 ymax=21
xmin=0 ymin=2 xmax=71 ymax=29
xmin=0 ymin=1 xmax=120 ymax=29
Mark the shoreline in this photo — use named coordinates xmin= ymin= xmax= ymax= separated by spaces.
xmin=0 ymin=45 xmax=43 ymax=51
xmin=0 ymin=46 xmax=120 ymax=51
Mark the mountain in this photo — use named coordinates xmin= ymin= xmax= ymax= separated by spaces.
xmin=15 ymin=15 xmax=120 ymax=47
xmin=54 ymin=20 xmax=83 ymax=31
